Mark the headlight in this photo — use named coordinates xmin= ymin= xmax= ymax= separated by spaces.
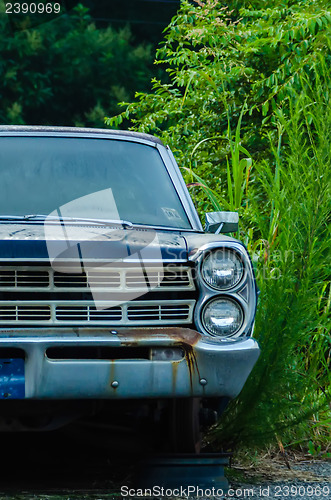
xmin=201 ymin=249 xmax=244 ymax=290
xmin=202 ymin=298 xmax=243 ymax=337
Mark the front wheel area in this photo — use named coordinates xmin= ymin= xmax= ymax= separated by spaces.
xmin=158 ymin=397 xmax=230 ymax=454
xmin=78 ymin=397 xmax=229 ymax=454
xmin=6 ymin=397 xmax=229 ymax=455
xmin=168 ymin=398 xmax=202 ymax=454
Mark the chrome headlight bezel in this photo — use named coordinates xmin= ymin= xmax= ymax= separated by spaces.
xmin=201 ymin=296 xmax=244 ymax=338
xmin=201 ymin=248 xmax=245 ymax=291
xmin=190 ymin=241 xmax=258 ymax=340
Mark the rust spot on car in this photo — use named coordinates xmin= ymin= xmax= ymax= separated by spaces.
xmin=117 ymin=327 xmax=201 ymax=346
xmin=115 ymin=327 xmax=202 ymax=394
xmin=122 ymin=341 xmax=139 ymax=348
xmin=172 ymin=361 xmax=179 ymax=393
xmin=104 ymin=327 xmax=202 ymax=394
xmin=181 ymin=344 xmax=201 ymax=393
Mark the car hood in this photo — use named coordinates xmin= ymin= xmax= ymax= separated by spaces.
xmin=0 ymin=223 xmax=188 ymax=262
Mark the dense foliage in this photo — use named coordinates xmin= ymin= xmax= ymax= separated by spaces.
xmin=106 ymin=0 xmax=331 ymax=451
xmin=213 ymin=85 xmax=331 ymax=449
xmin=107 ymin=0 xmax=330 ymax=187
xmin=0 ymin=3 xmax=153 ymax=126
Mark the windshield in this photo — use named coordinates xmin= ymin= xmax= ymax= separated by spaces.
xmin=0 ymin=136 xmax=191 ymax=229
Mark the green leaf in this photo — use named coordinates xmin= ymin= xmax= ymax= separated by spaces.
xmin=262 ymin=100 xmax=270 ymax=116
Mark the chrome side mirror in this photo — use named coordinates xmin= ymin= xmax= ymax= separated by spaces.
xmin=205 ymin=211 xmax=239 ymax=234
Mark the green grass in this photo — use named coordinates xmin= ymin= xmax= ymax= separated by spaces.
xmin=196 ymin=72 xmax=331 ymax=451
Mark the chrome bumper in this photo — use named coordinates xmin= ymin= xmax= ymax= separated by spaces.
xmin=0 ymin=327 xmax=260 ymax=400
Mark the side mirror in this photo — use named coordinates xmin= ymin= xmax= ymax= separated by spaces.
xmin=205 ymin=211 xmax=239 ymax=234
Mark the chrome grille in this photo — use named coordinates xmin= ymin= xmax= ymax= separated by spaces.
xmin=126 ymin=270 xmax=191 ymax=288
xmin=54 ymin=271 xmax=121 ymax=288
xmin=127 ymin=304 xmax=190 ymax=321
xmin=0 ymin=305 xmax=51 ymax=321
xmin=0 ymin=266 xmax=194 ymax=291
xmin=56 ymin=306 xmax=122 ymax=321
xmin=0 ymin=270 xmax=49 ymax=287
xmin=0 ymin=264 xmax=195 ymax=326
xmin=0 ymin=300 xmax=195 ymax=326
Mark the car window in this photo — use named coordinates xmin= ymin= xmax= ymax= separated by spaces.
xmin=0 ymin=137 xmax=191 ymax=229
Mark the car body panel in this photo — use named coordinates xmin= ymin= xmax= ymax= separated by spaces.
xmin=0 ymin=126 xmax=260 ymax=434
xmin=0 ymin=327 xmax=259 ymax=400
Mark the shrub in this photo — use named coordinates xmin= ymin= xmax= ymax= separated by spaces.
xmin=0 ymin=4 xmax=153 ymax=126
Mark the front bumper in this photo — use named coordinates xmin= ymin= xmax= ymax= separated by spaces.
xmin=0 ymin=327 xmax=260 ymax=400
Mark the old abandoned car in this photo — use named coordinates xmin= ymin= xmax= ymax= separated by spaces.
xmin=0 ymin=126 xmax=260 ymax=452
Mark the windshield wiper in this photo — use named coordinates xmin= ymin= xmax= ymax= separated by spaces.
xmin=0 ymin=214 xmax=134 ymax=228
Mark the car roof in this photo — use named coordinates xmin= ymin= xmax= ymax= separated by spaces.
xmin=0 ymin=125 xmax=164 ymax=146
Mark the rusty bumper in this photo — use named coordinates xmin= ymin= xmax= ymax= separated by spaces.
xmin=0 ymin=327 xmax=260 ymax=400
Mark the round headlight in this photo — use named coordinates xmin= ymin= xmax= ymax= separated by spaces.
xmin=202 ymin=298 xmax=243 ymax=337
xmin=201 ymin=249 xmax=244 ymax=290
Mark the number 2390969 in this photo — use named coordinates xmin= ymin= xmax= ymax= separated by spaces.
xmin=6 ymin=3 xmax=61 ymax=14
